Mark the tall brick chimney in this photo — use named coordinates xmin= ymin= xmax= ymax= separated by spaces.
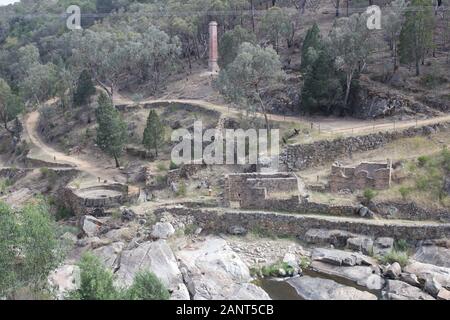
xmin=208 ymin=21 xmax=219 ymax=73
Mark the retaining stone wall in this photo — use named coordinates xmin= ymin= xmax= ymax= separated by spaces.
xmin=155 ymin=206 xmax=450 ymax=241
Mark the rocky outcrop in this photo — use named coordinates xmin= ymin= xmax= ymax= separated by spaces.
xmin=311 ymin=261 xmax=384 ymax=290
xmin=80 ymin=215 xmax=103 ymax=237
xmin=347 ymin=237 xmax=374 ymax=255
xmin=115 ymin=240 xmax=184 ymax=292
xmin=352 ymin=86 xmax=437 ymax=119
xmin=413 ymin=245 xmax=450 ymax=268
xmin=175 ymin=237 xmax=270 ymax=300
xmin=287 ymin=276 xmax=377 ymax=300
xmin=311 ymin=248 xmax=376 ymax=267
xmin=48 ymin=265 xmax=80 ymax=300
xmin=151 ymin=222 xmax=175 ymax=240
xmin=403 ymin=261 xmax=450 ymax=289
xmin=373 ymin=237 xmax=394 ymax=256
xmin=305 ymin=229 xmax=358 ymax=248
xmin=93 ymin=242 xmax=124 ymax=271
xmin=382 ymin=279 xmax=434 ymax=300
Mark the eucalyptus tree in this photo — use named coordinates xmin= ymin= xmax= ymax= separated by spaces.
xmin=218 ymin=42 xmax=286 ymax=130
xmin=383 ymin=0 xmax=407 ymax=70
xmin=328 ymin=13 xmax=379 ymax=108
xmin=398 ymin=0 xmax=435 ymax=76
xmin=260 ymin=6 xmax=293 ymax=53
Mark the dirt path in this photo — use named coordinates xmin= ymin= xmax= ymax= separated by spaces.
xmin=113 ymin=92 xmax=450 ymax=138
xmin=24 ymin=110 xmax=118 ymax=181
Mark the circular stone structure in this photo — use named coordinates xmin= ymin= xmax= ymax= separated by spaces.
xmin=62 ymin=183 xmax=139 ymax=215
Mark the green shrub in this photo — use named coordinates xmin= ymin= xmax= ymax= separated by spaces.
xmin=417 ymin=155 xmax=430 ymax=167
xmin=124 ymin=271 xmax=170 ymax=300
xmin=380 ymin=250 xmax=409 ymax=267
xmin=399 ymin=186 xmax=412 ymax=201
xmin=156 ymin=163 xmax=167 ymax=172
xmin=0 ymin=179 xmax=12 ymax=192
xmin=299 ymin=256 xmax=311 ymax=269
xmin=184 ymin=223 xmax=199 ymax=235
xmin=0 ymin=201 xmax=61 ymax=298
xmin=176 ymin=182 xmax=187 ymax=197
xmin=55 ymin=204 xmax=74 ymax=221
xmin=260 ymin=261 xmax=294 ymax=277
xmin=155 ymin=175 xmax=167 ymax=186
xmin=67 ymin=254 xmax=171 ymax=300
xmin=67 ymin=253 xmax=118 ymax=300
xmin=394 ymin=239 xmax=409 ymax=252
xmin=363 ymin=188 xmax=377 ymax=202
xmin=420 ymin=73 xmax=447 ymax=89
xmin=442 ymin=147 xmax=450 ymax=172
xmin=40 ymin=167 xmax=58 ymax=185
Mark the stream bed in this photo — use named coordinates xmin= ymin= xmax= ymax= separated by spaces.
xmin=256 ymin=269 xmax=382 ymax=300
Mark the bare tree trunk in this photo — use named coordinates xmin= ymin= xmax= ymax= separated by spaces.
xmin=256 ymin=91 xmax=270 ymax=130
xmin=344 ymin=72 xmax=353 ymax=107
xmin=114 ymin=153 xmax=120 ymax=168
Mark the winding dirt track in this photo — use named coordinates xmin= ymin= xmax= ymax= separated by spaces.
xmin=23 ymin=89 xmax=450 ymax=181
xmin=24 ymin=110 xmax=110 ymax=179
xmin=114 ymin=92 xmax=450 ymax=137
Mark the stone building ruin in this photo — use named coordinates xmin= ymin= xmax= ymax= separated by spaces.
xmin=224 ymin=172 xmax=307 ymax=210
xmin=329 ymin=161 xmax=392 ymax=193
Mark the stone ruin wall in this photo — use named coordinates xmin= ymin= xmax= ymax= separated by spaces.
xmin=155 ymin=206 xmax=450 ymax=241
xmin=281 ymin=122 xmax=450 ymax=171
xmin=329 ymin=162 xmax=392 ymax=193
xmin=224 ymin=173 xmax=303 ymax=210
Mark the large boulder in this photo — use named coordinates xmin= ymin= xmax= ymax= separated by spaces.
xmin=311 ymin=261 xmax=384 ymax=290
xmin=373 ymin=237 xmax=394 ymax=256
xmin=48 ymin=264 xmax=81 ymax=300
xmin=170 ymin=283 xmax=191 ymax=300
xmin=311 ymin=248 xmax=376 ymax=267
xmin=121 ymin=207 xmax=136 ymax=222
xmin=93 ymin=242 xmax=124 ymax=271
xmin=176 ymin=237 xmax=270 ymax=300
xmin=384 ymin=262 xmax=402 ymax=279
xmin=382 ymin=280 xmax=434 ymax=300
xmin=424 ymin=277 xmax=442 ymax=297
xmin=151 ymin=222 xmax=175 ymax=240
xmin=304 ymin=229 xmax=358 ymax=248
xmin=347 ymin=237 xmax=374 ymax=255
xmin=115 ymin=240 xmax=183 ymax=292
xmin=413 ymin=245 xmax=450 ymax=268
xmin=437 ymin=288 xmax=450 ymax=300
xmin=287 ymin=275 xmax=377 ymax=300
xmin=403 ymin=261 xmax=450 ymax=289
xmin=80 ymin=215 xmax=103 ymax=237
